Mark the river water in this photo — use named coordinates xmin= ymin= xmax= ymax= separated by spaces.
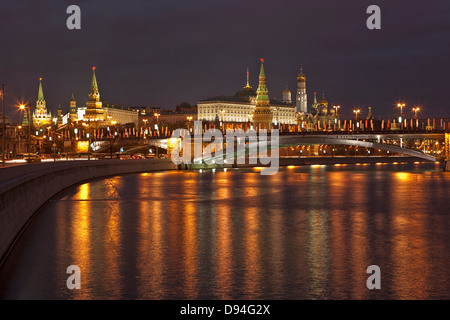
xmin=1 ymin=162 xmax=449 ymax=299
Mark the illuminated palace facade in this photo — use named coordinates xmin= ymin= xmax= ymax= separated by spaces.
xmin=197 ymin=60 xmax=296 ymax=126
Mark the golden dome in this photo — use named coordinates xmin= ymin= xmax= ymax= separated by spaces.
xmin=319 ymin=93 xmax=328 ymax=104
xmin=297 ymin=66 xmax=306 ymax=82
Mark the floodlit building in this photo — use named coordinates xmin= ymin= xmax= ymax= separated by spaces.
xmin=64 ymin=67 xmax=139 ymax=126
xmin=197 ymin=61 xmax=296 ymax=126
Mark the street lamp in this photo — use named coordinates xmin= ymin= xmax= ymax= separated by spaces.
xmin=412 ymin=107 xmax=420 ymax=119
xmin=353 ymin=109 xmax=360 ymax=121
xmin=219 ymin=109 xmax=226 ymax=128
xmin=13 ymin=125 xmax=22 ymax=158
xmin=247 ymin=113 xmax=254 ymax=130
xmin=143 ymin=119 xmax=148 ymax=137
xmin=397 ymin=103 xmax=406 ymax=128
xmin=333 ymin=105 xmax=340 ymax=116
xmin=186 ymin=116 xmax=193 ymax=132
xmin=19 ymin=103 xmax=32 ymax=154
xmin=154 ymin=113 xmax=160 ymax=131
xmin=273 ymin=107 xmax=279 ymax=126
xmin=1 ymin=84 xmax=4 ymax=166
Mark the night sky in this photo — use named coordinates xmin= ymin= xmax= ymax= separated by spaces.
xmin=1 ymin=0 xmax=449 ymax=122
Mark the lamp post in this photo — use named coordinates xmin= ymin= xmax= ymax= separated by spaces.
xmin=19 ymin=103 xmax=32 ymax=155
xmin=1 ymin=84 xmax=5 ymax=166
xmin=412 ymin=107 xmax=420 ymax=119
xmin=412 ymin=107 xmax=420 ymax=130
xmin=186 ymin=116 xmax=193 ymax=132
xmin=397 ymin=103 xmax=405 ymax=129
xmin=154 ymin=113 xmax=160 ymax=128
xmin=14 ymin=125 xmax=22 ymax=158
xmin=353 ymin=109 xmax=360 ymax=121
xmin=353 ymin=109 xmax=361 ymax=131
xmin=333 ymin=105 xmax=340 ymax=116
xmin=219 ymin=109 xmax=226 ymax=129
xmin=273 ymin=107 xmax=279 ymax=127
xmin=143 ymin=119 xmax=148 ymax=138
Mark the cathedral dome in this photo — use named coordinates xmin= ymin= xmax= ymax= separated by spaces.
xmin=235 ymin=87 xmax=256 ymax=101
xmin=319 ymin=93 xmax=328 ymax=105
xmin=297 ymin=67 xmax=306 ymax=82
xmin=297 ymin=74 xmax=306 ymax=82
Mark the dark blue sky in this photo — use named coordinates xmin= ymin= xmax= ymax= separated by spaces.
xmin=1 ymin=0 xmax=449 ymax=121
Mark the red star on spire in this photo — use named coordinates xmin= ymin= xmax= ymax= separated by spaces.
xmin=260 ymin=58 xmax=264 ymax=63
xmin=92 ymin=66 xmax=96 ymax=71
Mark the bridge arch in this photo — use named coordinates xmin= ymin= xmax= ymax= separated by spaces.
xmin=278 ymin=136 xmax=436 ymax=162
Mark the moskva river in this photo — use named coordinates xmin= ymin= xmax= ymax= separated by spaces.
xmin=1 ymin=162 xmax=449 ymax=299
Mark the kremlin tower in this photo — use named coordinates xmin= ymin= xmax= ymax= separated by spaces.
xmin=252 ymin=59 xmax=273 ymax=130
xmin=32 ymin=78 xmax=52 ymax=127
xmin=84 ymin=66 xmax=105 ymax=122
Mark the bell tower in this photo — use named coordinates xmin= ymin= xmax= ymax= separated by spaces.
xmin=296 ymin=66 xmax=307 ymax=113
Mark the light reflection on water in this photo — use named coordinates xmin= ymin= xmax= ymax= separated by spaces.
xmin=0 ymin=162 xmax=449 ymax=299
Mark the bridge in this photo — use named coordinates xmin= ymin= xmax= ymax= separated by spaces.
xmin=90 ymin=130 xmax=447 ymax=163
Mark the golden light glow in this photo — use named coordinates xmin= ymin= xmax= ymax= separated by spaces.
xmin=396 ymin=172 xmax=410 ymax=181
xmin=253 ymin=167 xmax=265 ymax=171
xmin=76 ymin=141 xmax=89 ymax=153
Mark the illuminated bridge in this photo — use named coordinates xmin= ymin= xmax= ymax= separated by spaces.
xmin=91 ymin=131 xmax=448 ymax=163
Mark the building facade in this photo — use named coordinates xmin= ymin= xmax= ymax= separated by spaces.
xmin=198 ymin=61 xmax=296 ymax=126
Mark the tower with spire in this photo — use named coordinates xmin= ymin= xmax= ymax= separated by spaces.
xmin=296 ymin=66 xmax=307 ymax=113
xmin=312 ymin=92 xmax=319 ymax=113
xmin=252 ymin=59 xmax=273 ymax=130
xmin=69 ymin=94 xmax=77 ymax=121
xmin=32 ymin=77 xmax=52 ymax=127
xmin=244 ymin=67 xmax=252 ymax=90
xmin=84 ymin=66 xmax=105 ymax=122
